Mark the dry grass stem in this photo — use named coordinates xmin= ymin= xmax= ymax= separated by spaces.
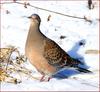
xmin=0 ymin=46 xmax=40 ymax=84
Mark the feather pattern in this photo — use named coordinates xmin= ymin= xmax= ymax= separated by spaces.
xmin=44 ymin=38 xmax=81 ymax=68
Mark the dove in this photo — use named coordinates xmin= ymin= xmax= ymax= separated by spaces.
xmin=25 ymin=14 xmax=91 ymax=81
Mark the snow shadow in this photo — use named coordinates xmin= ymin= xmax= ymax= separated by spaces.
xmin=53 ymin=68 xmax=80 ymax=79
xmin=67 ymin=39 xmax=89 ymax=69
xmin=53 ymin=39 xmax=90 ymax=79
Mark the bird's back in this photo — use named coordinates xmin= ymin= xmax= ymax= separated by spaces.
xmin=43 ymin=38 xmax=81 ymax=68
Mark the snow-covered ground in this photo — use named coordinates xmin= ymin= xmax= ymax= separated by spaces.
xmin=1 ymin=0 xmax=99 ymax=91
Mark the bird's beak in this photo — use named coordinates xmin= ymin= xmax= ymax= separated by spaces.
xmin=27 ymin=16 xmax=32 ymax=19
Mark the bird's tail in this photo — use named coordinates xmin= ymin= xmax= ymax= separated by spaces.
xmin=76 ymin=67 xmax=92 ymax=73
xmin=69 ymin=58 xmax=92 ymax=73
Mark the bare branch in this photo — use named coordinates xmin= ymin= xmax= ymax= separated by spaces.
xmin=0 ymin=1 xmax=94 ymax=23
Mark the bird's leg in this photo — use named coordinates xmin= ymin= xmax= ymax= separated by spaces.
xmin=40 ymin=75 xmax=45 ymax=82
xmin=40 ymin=75 xmax=52 ymax=82
xmin=47 ymin=77 xmax=52 ymax=81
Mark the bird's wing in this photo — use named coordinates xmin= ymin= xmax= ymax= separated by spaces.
xmin=43 ymin=38 xmax=83 ymax=68
xmin=43 ymin=38 xmax=92 ymax=73
xmin=43 ymin=38 xmax=71 ymax=68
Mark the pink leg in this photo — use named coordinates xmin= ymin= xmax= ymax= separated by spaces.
xmin=40 ymin=75 xmax=45 ymax=82
xmin=47 ymin=77 xmax=52 ymax=81
xmin=40 ymin=75 xmax=52 ymax=82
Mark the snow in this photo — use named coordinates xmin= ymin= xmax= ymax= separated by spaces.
xmin=1 ymin=0 xmax=99 ymax=91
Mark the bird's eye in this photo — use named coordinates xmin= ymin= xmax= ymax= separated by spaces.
xmin=31 ymin=16 xmax=36 ymax=19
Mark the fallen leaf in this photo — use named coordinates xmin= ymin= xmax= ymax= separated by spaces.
xmin=60 ymin=35 xmax=66 ymax=39
xmin=47 ymin=15 xmax=51 ymax=21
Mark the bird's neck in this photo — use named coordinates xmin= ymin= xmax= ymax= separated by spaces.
xmin=27 ymin=22 xmax=42 ymax=39
xmin=26 ymin=22 xmax=45 ymax=49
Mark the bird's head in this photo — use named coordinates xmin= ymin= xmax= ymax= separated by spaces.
xmin=28 ymin=14 xmax=41 ymax=25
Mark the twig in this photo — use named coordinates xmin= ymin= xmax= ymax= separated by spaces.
xmin=88 ymin=0 xmax=92 ymax=9
xmin=85 ymin=49 xmax=100 ymax=54
xmin=0 ymin=1 xmax=94 ymax=23
xmin=5 ymin=47 xmax=18 ymax=71
xmin=11 ymin=62 xmax=40 ymax=80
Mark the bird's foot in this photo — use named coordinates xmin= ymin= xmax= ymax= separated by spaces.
xmin=40 ymin=75 xmax=52 ymax=82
